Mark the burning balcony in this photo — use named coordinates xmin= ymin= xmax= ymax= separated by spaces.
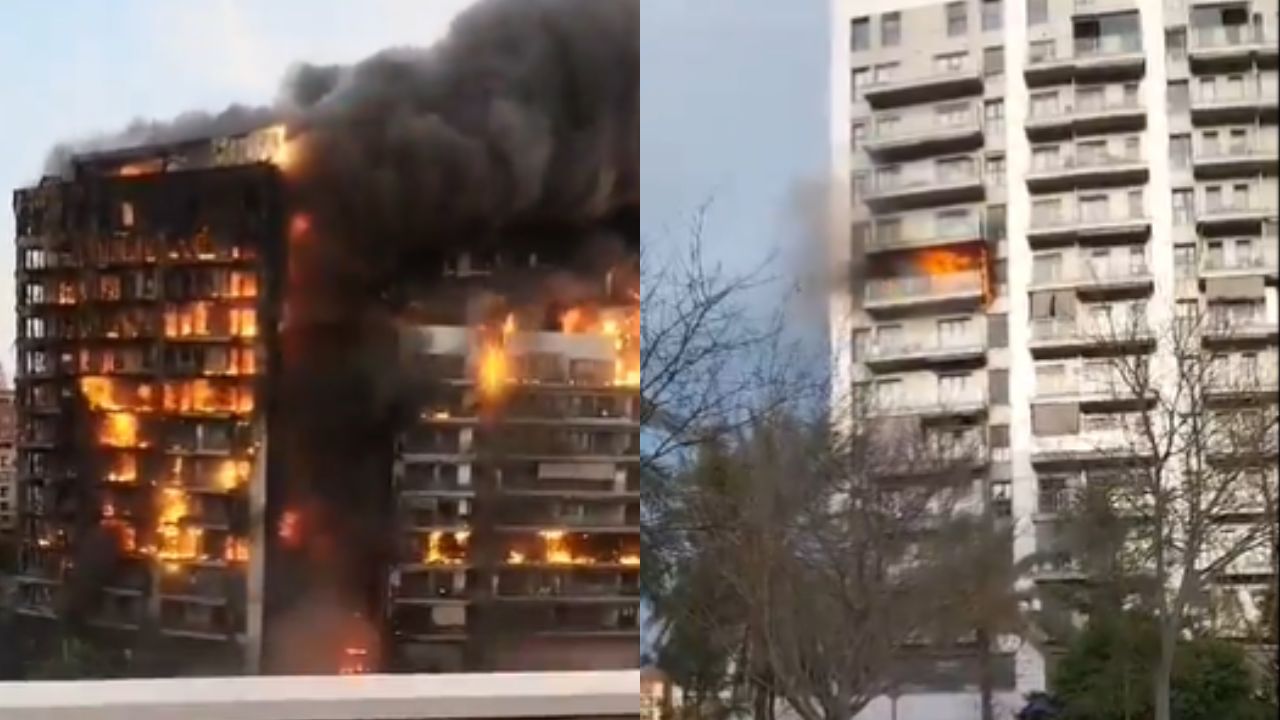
xmin=861 ymin=65 xmax=983 ymax=110
xmin=862 ymin=106 xmax=984 ymax=162
xmin=863 ymin=271 xmax=985 ymax=315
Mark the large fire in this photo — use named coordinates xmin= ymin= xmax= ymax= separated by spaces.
xmin=504 ymin=531 xmax=641 ymax=566
xmin=558 ymin=305 xmax=640 ymax=387
xmin=155 ymin=488 xmax=201 ymax=561
xmin=424 ymin=530 xmax=469 ymax=565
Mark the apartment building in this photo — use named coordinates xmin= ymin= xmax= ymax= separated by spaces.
xmin=387 ymin=253 xmax=641 ymax=673
xmin=831 ymin=0 xmax=1277 ymax=717
xmin=10 ymin=128 xmax=286 ymax=673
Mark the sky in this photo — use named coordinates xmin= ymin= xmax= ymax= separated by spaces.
xmin=0 ymin=0 xmax=829 ymax=373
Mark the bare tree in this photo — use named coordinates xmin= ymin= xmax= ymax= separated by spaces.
xmin=1053 ymin=306 xmax=1279 ymax=720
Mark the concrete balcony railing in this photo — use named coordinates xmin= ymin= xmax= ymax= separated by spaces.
xmin=1201 ymin=248 xmax=1280 ymax=276
xmin=863 ymin=330 xmax=986 ymax=370
xmin=1197 ymin=198 xmax=1280 ymax=229
xmin=1190 ymin=83 xmax=1279 ymax=123
xmin=0 ymin=671 xmax=640 ymax=720
xmin=1030 ymin=261 xmax=1153 ymax=294
xmin=1193 ymin=140 xmax=1280 ymax=177
xmin=862 ymin=66 xmax=984 ymax=109
xmin=865 ymin=218 xmax=983 ymax=252
xmin=1026 ymin=151 xmax=1148 ymax=192
xmin=863 ymin=109 xmax=984 ymax=161
xmin=863 ymin=270 xmax=985 ymax=313
xmin=1189 ymin=24 xmax=1280 ymax=66
xmin=1024 ymin=34 xmax=1144 ymax=86
xmin=875 ymin=389 xmax=988 ymax=417
xmin=1027 ymin=207 xmax=1149 ymax=245
xmin=865 ymin=167 xmax=985 ymax=211
xmin=1025 ymin=95 xmax=1145 ymax=139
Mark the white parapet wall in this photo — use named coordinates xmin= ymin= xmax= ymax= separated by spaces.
xmin=0 ymin=670 xmax=640 ymax=720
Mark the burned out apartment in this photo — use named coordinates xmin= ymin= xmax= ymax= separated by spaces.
xmin=9 ymin=124 xmax=640 ymax=675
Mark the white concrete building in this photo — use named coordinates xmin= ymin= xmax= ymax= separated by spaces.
xmin=829 ymin=0 xmax=1278 ymax=717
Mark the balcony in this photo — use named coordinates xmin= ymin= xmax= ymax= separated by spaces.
xmin=1030 ymin=260 xmax=1153 ymax=298
xmin=862 ymin=67 xmax=984 ymax=110
xmin=863 ymin=332 xmax=986 ymax=372
xmin=1035 ymin=376 xmax=1155 ymax=411
xmin=1202 ymin=313 xmax=1279 ymax=345
xmin=0 ymin=672 xmax=640 ymax=719
xmin=1031 ymin=422 xmax=1151 ymax=468
xmin=1200 ymin=246 xmax=1280 ymax=280
xmin=873 ymin=389 xmax=988 ymax=419
xmin=1205 ymin=368 xmax=1280 ymax=404
xmin=1024 ymin=36 xmax=1145 ymax=87
xmin=863 ymin=110 xmax=984 ymax=162
xmin=1192 ymin=140 xmax=1280 ymax=179
xmin=862 ymin=271 xmax=986 ymax=316
xmin=1027 ymin=209 xmax=1150 ymax=247
xmin=1024 ymin=96 xmax=1146 ymax=141
xmin=864 ymin=167 xmax=985 ymax=213
xmin=1197 ymin=199 xmax=1279 ymax=232
xmin=1190 ymin=83 xmax=1279 ymax=124
xmin=865 ymin=218 xmax=984 ymax=254
xmin=1188 ymin=25 xmax=1280 ymax=70
xmin=1025 ymin=151 xmax=1148 ymax=193
xmin=1028 ymin=318 xmax=1154 ymax=358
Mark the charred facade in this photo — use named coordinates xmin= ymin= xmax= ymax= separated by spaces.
xmin=11 ymin=128 xmax=287 ymax=673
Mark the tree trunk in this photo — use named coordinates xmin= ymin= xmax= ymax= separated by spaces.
xmin=977 ymin=625 xmax=995 ymax=720
xmin=1153 ymin=623 xmax=1177 ymax=720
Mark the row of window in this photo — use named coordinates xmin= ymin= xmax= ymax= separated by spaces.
xmin=851 ymin=0 xmax=1004 ymax=52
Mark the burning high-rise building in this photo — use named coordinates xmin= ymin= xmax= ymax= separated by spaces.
xmin=9 ymin=0 xmax=638 ymax=677
xmin=11 ymin=127 xmax=287 ymax=673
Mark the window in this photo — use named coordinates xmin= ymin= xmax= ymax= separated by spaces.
xmin=939 ymin=373 xmax=972 ymax=403
xmin=876 ymin=114 xmax=901 ymax=137
xmin=851 ymin=17 xmax=871 ymax=51
xmin=986 ymin=204 xmax=1006 ymax=241
xmin=1075 ymin=86 xmax=1104 ymax=113
xmin=1166 ymin=27 xmax=1186 ymax=60
xmin=1127 ymin=190 xmax=1143 ymax=219
xmin=1028 ymin=0 xmax=1048 ymax=25
xmin=990 ymin=370 xmax=1009 ymax=405
xmin=851 ymin=122 xmax=866 ymax=151
xmin=986 ymin=155 xmax=1005 ymax=187
xmin=1032 ymin=198 xmax=1061 ymax=226
xmin=1202 ymin=130 xmax=1220 ymax=157
xmin=877 ymin=165 xmax=901 ymax=189
xmin=1029 ymin=39 xmax=1055 ymax=63
xmin=851 ymin=173 xmax=869 ymax=204
xmin=1030 ymin=91 xmax=1059 ymax=118
xmin=1205 ymin=241 xmax=1225 ymax=269
xmin=984 ymin=99 xmax=1004 ymax=135
xmin=937 ymin=101 xmax=969 ymax=126
xmin=1226 ymin=74 xmax=1244 ymax=99
xmin=882 ymin=12 xmax=901 ymax=46
xmin=1205 ymin=186 xmax=1224 ymax=211
xmin=1168 ymin=81 xmax=1189 ymax=111
xmin=1122 ymin=136 xmax=1140 ymax=160
xmin=851 ymin=67 xmax=870 ymax=101
xmin=1123 ymin=82 xmax=1139 ymax=106
xmin=1231 ymin=183 xmax=1250 ymax=208
xmin=1077 ymin=139 xmax=1105 ymax=165
xmin=1036 ymin=363 xmax=1068 ymax=395
xmin=876 ymin=324 xmax=904 ymax=350
xmin=1080 ymin=194 xmax=1108 ymax=222
xmin=982 ymin=0 xmax=1002 ymax=30
xmin=938 ymin=318 xmax=971 ymax=346
xmin=1033 ymin=252 xmax=1063 ymax=283
xmin=873 ymin=62 xmax=899 ymax=83
xmin=1172 ymin=188 xmax=1194 ymax=224
xmin=875 ymin=219 xmax=901 ymax=244
xmin=1128 ymin=246 xmax=1145 ymax=274
xmin=935 ymin=52 xmax=967 ymax=73
xmin=876 ymin=379 xmax=902 ymax=407
xmin=1170 ymin=134 xmax=1191 ymax=169
xmin=1235 ymin=238 xmax=1255 ymax=265
xmin=946 ymin=2 xmax=967 ymax=36
xmin=993 ymin=258 xmax=1007 ymax=296
xmin=852 ymin=329 xmax=870 ymax=360
xmin=1198 ymin=76 xmax=1216 ymax=102
xmin=989 ymin=314 xmax=1008 ymax=348
xmin=936 ymin=208 xmax=973 ymax=237
xmin=1032 ymin=145 xmax=1058 ymax=171
xmin=984 ymin=46 xmax=1004 ymax=76
xmin=1174 ymin=245 xmax=1196 ymax=277
xmin=937 ymin=156 xmax=974 ymax=182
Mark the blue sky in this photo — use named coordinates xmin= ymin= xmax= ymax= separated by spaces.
xmin=0 ymin=0 xmax=828 ymax=371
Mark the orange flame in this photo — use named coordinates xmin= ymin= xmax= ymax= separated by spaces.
xmin=916 ymin=248 xmax=980 ymax=276
xmin=224 ymin=536 xmax=250 ymax=563
xmin=105 ymin=454 xmax=138 ymax=484
xmin=279 ymin=509 xmax=302 ymax=548
xmin=155 ymin=488 xmax=201 ymax=562
xmin=100 ymin=412 xmax=144 ymax=448
xmin=425 ymin=530 xmax=469 ymax=565
xmin=559 ymin=306 xmax=640 ymax=387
